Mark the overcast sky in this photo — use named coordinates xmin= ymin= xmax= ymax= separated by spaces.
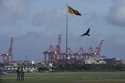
xmin=0 ymin=0 xmax=125 ymax=61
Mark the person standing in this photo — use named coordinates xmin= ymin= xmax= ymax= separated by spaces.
xmin=20 ymin=66 xmax=24 ymax=80
xmin=0 ymin=68 xmax=2 ymax=82
xmin=16 ymin=67 xmax=21 ymax=80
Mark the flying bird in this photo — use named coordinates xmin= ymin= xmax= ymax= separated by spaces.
xmin=81 ymin=28 xmax=90 ymax=36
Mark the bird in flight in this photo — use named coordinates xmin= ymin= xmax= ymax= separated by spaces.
xmin=81 ymin=28 xmax=90 ymax=36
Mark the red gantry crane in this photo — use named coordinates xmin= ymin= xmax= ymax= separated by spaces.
xmin=95 ymin=40 xmax=104 ymax=57
xmin=0 ymin=37 xmax=14 ymax=64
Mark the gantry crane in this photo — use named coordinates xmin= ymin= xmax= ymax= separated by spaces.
xmin=95 ymin=40 xmax=104 ymax=57
xmin=0 ymin=37 xmax=14 ymax=64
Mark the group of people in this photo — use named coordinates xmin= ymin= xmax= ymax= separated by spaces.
xmin=16 ymin=66 xmax=25 ymax=80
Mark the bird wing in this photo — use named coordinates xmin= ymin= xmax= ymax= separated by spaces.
xmin=86 ymin=28 xmax=90 ymax=34
xmin=81 ymin=28 xmax=90 ymax=36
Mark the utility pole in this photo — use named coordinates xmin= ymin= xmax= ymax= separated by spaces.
xmin=65 ymin=13 xmax=69 ymax=58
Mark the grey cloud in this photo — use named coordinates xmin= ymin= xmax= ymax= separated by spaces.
xmin=0 ymin=0 xmax=26 ymax=16
xmin=0 ymin=0 xmax=65 ymax=36
xmin=109 ymin=0 xmax=125 ymax=27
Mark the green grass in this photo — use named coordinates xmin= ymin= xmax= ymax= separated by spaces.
xmin=1 ymin=72 xmax=125 ymax=83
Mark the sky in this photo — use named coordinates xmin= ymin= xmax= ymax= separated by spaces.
xmin=0 ymin=0 xmax=125 ymax=61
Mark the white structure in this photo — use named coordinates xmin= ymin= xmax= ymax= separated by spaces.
xmin=85 ymin=56 xmax=106 ymax=64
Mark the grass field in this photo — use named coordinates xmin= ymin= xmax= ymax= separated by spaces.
xmin=1 ymin=72 xmax=125 ymax=83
